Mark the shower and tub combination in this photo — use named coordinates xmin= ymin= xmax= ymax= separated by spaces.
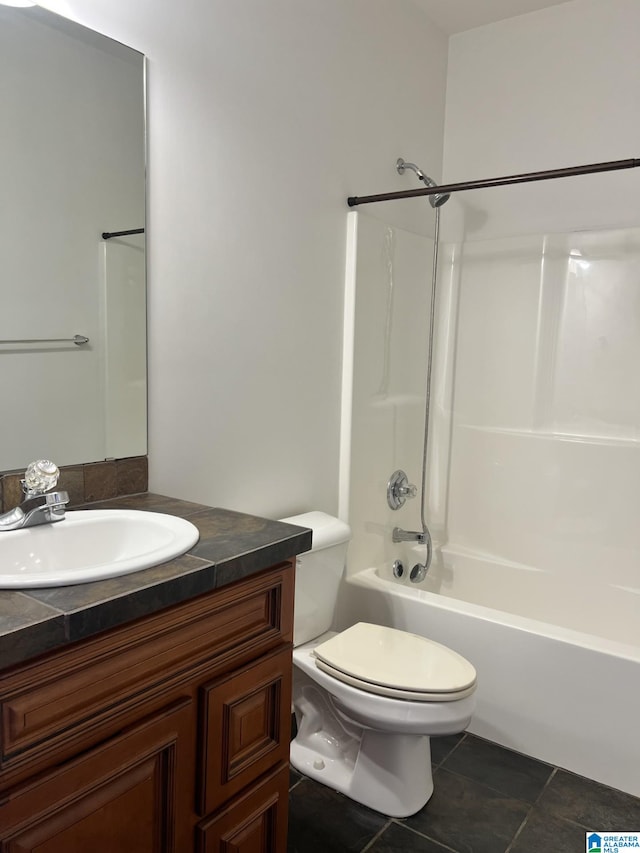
xmin=337 ymin=155 xmax=640 ymax=797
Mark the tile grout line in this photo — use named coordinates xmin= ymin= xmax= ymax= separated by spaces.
xmin=431 ymin=732 xmax=468 ymax=770
xmin=503 ymin=805 xmax=535 ymax=853
xmin=504 ymin=767 xmax=559 ymax=853
xmin=534 ymin=766 xmax=559 ymax=804
xmin=359 ymin=820 xmax=393 ymax=852
xmin=288 ymin=774 xmax=304 ymax=794
xmin=391 ymin=820 xmax=462 ymax=852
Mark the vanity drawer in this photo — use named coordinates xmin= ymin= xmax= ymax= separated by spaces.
xmin=196 ymin=762 xmax=290 ymax=853
xmin=0 ymin=563 xmax=294 ymax=771
xmin=198 ymin=645 xmax=292 ymax=816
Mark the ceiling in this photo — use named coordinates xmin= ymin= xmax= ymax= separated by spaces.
xmin=410 ymin=0 xmax=572 ymax=34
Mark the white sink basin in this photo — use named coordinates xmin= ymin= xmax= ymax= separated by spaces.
xmin=0 ymin=509 xmax=200 ymax=588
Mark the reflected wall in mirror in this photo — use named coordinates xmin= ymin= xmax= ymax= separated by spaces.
xmin=0 ymin=5 xmax=146 ymax=472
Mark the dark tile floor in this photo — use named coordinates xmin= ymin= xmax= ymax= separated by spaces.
xmin=287 ymin=732 xmax=640 ymax=853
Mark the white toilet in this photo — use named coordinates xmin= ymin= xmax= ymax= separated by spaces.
xmin=281 ymin=511 xmax=476 ymax=818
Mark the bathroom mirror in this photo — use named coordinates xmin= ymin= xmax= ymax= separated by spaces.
xmin=0 ymin=5 xmax=146 ymax=472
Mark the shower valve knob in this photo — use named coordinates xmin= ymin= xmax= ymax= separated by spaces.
xmin=387 ymin=469 xmax=417 ymax=510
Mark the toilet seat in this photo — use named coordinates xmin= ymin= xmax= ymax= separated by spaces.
xmin=312 ymin=622 xmax=477 ymax=702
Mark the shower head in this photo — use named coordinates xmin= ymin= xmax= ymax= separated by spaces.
xmin=396 ymin=158 xmax=450 ymax=208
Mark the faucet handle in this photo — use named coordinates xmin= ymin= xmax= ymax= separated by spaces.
xmin=386 ymin=469 xmax=418 ymax=510
xmin=22 ymin=460 xmax=60 ymax=495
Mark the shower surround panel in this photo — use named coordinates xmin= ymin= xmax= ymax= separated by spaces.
xmin=340 ymin=214 xmax=640 ymax=795
xmin=447 ymin=228 xmax=640 ymax=594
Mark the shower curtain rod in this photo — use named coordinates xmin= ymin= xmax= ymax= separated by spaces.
xmin=347 ymin=157 xmax=640 ymax=207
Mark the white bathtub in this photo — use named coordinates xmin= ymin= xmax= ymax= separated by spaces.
xmin=341 ymin=549 xmax=640 ymax=797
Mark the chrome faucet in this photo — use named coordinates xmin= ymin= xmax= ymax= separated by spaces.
xmin=0 ymin=460 xmax=69 ymax=531
xmin=392 ymin=527 xmax=426 ymax=544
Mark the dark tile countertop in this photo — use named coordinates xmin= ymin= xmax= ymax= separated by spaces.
xmin=0 ymin=493 xmax=312 ymax=670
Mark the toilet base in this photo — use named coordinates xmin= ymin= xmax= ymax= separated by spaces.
xmin=290 ymin=728 xmax=433 ymax=818
xmin=291 ymin=678 xmax=434 ymax=817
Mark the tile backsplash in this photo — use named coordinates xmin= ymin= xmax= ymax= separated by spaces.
xmin=0 ymin=456 xmax=148 ymax=513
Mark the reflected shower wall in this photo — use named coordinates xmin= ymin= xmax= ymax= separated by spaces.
xmin=101 ymin=234 xmax=147 ymax=460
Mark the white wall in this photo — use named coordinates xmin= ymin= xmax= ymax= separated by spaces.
xmin=38 ymin=0 xmax=449 ymax=518
xmin=443 ymin=0 xmax=640 ymax=238
xmin=439 ymin=0 xmax=640 ymax=583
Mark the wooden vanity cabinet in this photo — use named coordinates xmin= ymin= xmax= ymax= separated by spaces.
xmin=0 ymin=561 xmax=295 ymax=853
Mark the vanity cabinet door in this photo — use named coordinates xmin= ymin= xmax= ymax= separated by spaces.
xmin=199 ymin=646 xmax=292 ymax=816
xmin=0 ymin=699 xmax=194 ymax=853
xmin=196 ymin=762 xmax=289 ymax=853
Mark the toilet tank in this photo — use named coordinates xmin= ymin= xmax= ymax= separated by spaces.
xmin=279 ymin=511 xmax=351 ymax=647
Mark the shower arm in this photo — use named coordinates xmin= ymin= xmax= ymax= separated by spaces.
xmin=347 ymin=157 xmax=640 ymax=207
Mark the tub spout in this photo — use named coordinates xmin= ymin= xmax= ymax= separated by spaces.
xmin=392 ymin=527 xmax=425 ymax=544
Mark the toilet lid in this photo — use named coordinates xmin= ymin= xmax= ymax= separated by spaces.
xmin=312 ymin=622 xmax=476 ymax=696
